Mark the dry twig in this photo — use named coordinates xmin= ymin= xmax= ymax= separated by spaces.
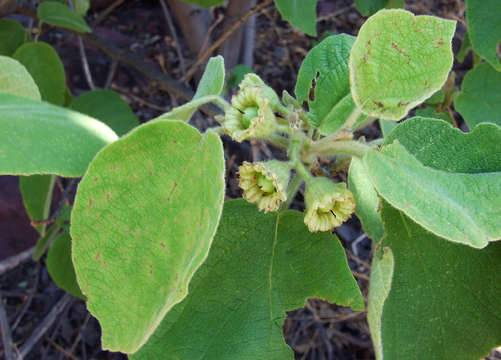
xmin=0 ymin=294 xmax=15 ymax=360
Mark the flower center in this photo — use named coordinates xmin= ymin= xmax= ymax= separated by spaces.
xmin=257 ymin=173 xmax=275 ymax=194
xmin=241 ymin=106 xmax=259 ymax=129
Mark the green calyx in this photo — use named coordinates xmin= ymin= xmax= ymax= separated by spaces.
xmin=304 ymin=177 xmax=355 ymax=232
xmin=238 ymin=160 xmax=291 ymax=213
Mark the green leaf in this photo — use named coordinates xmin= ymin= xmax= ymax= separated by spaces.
xmin=465 ymin=0 xmax=501 ymax=71
xmin=71 ymin=120 xmax=225 ymax=353
xmin=70 ymin=90 xmax=139 ymax=136
xmin=414 ymin=106 xmax=453 ymax=124
xmin=455 ymin=62 xmax=501 ymax=129
xmin=295 ymin=34 xmax=357 ymax=132
xmin=47 ymin=233 xmax=85 ymax=299
xmin=274 ymin=0 xmax=318 ymax=36
xmin=37 ymin=1 xmax=91 ymax=33
xmin=373 ymin=201 xmax=501 ymax=360
xmin=19 ymin=175 xmax=56 ymax=234
xmin=349 ymin=9 xmax=456 ymax=120
xmin=385 ymin=117 xmax=501 ymax=173
xmin=74 ymin=0 xmax=90 ymax=15
xmin=348 ymin=157 xmax=384 ymax=242
xmin=355 ymin=0 xmax=387 ymax=16
xmin=33 ymin=204 xmax=71 ymax=260
xmin=132 ymin=199 xmax=363 ymax=359
xmin=378 ymin=119 xmax=398 ymax=137
xmin=367 ymin=247 xmax=393 ymax=360
xmin=456 ymin=32 xmax=472 ymax=63
xmin=0 ymin=93 xmax=118 ymax=176
xmin=228 ymin=64 xmax=253 ymax=88
xmin=0 ymin=19 xmax=26 ymax=56
xmin=13 ymin=42 xmax=66 ymax=105
xmin=193 ymin=55 xmax=225 ymax=100
xmin=364 ymin=142 xmax=501 ymax=248
xmin=0 ymin=56 xmax=41 ymax=101
xmin=180 ymin=0 xmax=224 ymax=7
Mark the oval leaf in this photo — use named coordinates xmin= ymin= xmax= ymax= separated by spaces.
xmin=295 ymin=35 xmax=355 ymax=130
xmin=71 ymin=120 xmax=225 ymax=353
xmin=364 ymin=142 xmax=501 ymax=248
xmin=274 ymin=0 xmax=318 ymax=36
xmin=132 ymin=200 xmax=363 ymax=359
xmin=37 ymin=1 xmax=91 ymax=33
xmin=0 ymin=56 xmax=41 ymax=101
xmin=19 ymin=174 xmax=56 ymax=234
xmin=13 ymin=42 xmax=66 ymax=106
xmin=374 ymin=201 xmax=501 ymax=360
xmin=0 ymin=19 xmax=26 ymax=56
xmin=70 ymin=89 xmax=139 ymax=136
xmin=349 ymin=9 xmax=456 ymax=120
xmin=47 ymin=233 xmax=85 ymax=299
xmin=0 ymin=93 xmax=118 ymax=176
xmin=455 ymin=62 xmax=501 ymax=129
xmin=465 ymin=0 xmax=501 ymax=71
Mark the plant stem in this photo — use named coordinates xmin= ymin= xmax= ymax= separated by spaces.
xmin=306 ymin=139 xmax=371 ymax=160
xmin=265 ymin=133 xmax=289 ymax=148
xmin=280 ymin=172 xmax=304 ymax=211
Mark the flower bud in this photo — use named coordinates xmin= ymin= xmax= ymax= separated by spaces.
xmin=238 ymin=160 xmax=291 ymax=213
xmin=223 ymin=86 xmax=277 ymax=142
xmin=304 ymin=177 xmax=355 ymax=232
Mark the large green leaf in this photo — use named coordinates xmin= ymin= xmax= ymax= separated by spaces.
xmin=274 ymin=0 xmax=318 ymax=36
xmin=373 ymin=202 xmax=501 ymax=360
xmin=71 ymin=120 xmax=225 ymax=353
xmin=384 ymin=117 xmax=501 ymax=173
xmin=47 ymin=233 xmax=85 ymax=299
xmin=465 ymin=0 xmax=501 ymax=71
xmin=364 ymin=142 xmax=501 ymax=248
xmin=37 ymin=1 xmax=91 ymax=33
xmin=0 ymin=93 xmax=118 ymax=176
xmin=295 ymin=34 xmax=359 ymax=132
xmin=0 ymin=56 xmax=41 ymax=101
xmin=13 ymin=42 xmax=66 ymax=106
xmin=348 ymin=157 xmax=384 ymax=242
xmin=70 ymin=89 xmax=139 ymax=136
xmin=349 ymin=9 xmax=456 ymax=120
xmin=0 ymin=19 xmax=26 ymax=56
xmin=455 ymin=62 xmax=501 ymax=129
xmin=132 ymin=199 xmax=363 ymax=359
xmin=19 ymin=175 xmax=56 ymax=234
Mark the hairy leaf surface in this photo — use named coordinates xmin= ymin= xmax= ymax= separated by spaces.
xmin=349 ymin=9 xmax=455 ymax=120
xmin=0 ymin=94 xmax=117 ymax=176
xmin=13 ymin=42 xmax=66 ymax=105
xmin=133 ymin=199 xmax=363 ymax=359
xmin=0 ymin=56 xmax=40 ymax=101
xmin=71 ymin=120 xmax=225 ymax=353
xmin=455 ymin=63 xmax=501 ymax=128
xmin=374 ymin=202 xmax=501 ymax=359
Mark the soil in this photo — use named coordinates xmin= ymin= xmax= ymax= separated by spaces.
xmin=1 ymin=0 xmax=500 ymax=359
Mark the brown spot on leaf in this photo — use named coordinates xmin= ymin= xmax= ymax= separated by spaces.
xmin=105 ymin=193 xmax=111 ymax=200
xmin=366 ymin=40 xmax=371 ymax=46
xmin=374 ymin=101 xmax=384 ymax=108
xmin=185 ymin=231 xmax=191 ymax=236
xmin=167 ymin=182 xmax=178 ymax=202
xmin=497 ymin=42 xmax=501 ymax=58
xmin=109 ymin=164 xmax=117 ymax=171
xmin=95 ymin=252 xmax=101 ymax=262
xmin=424 ymin=80 xmax=430 ymax=87
xmin=93 ymin=177 xmax=98 ymax=182
xmin=148 ymin=263 xmax=153 ymax=275
xmin=397 ymin=101 xmax=409 ymax=107
xmin=175 ymin=273 xmax=179 ymax=281
xmin=89 ymin=198 xmax=93 ymax=207
xmin=160 ymin=242 xmax=166 ymax=249
xmin=391 ymin=42 xmax=409 ymax=58
xmin=173 ymin=140 xmax=177 ymax=144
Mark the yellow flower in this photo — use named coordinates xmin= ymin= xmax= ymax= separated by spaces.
xmin=238 ymin=160 xmax=291 ymax=212
xmin=304 ymin=177 xmax=355 ymax=232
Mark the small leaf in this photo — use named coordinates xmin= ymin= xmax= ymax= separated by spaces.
xmin=47 ymin=233 xmax=85 ymax=299
xmin=193 ymin=55 xmax=225 ymax=100
xmin=228 ymin=64 xmax=253 ymax=88
xmin=0 ymin=56 xmax=41 ymax=101
xmin=274 ymin=0 xmax=318 ymax=36
xmin=0 ymin=93 xmax=118 ymax=176
xmin=295 ymin=34 xmax=357 ymax=132
xmin=71 ymin=120 xmax=225 ymax=353
xmin=0 ymin=19 xmax=26 ymax=56
xmin=348 ymin=158 xmax=384 ymax=242
xmin=364 ymin=142 xmax=501 ymax=248
xmin=180 ymin=0 xmax=224 ymax=7
xmin=132 ymin=200 xmax=363 ymax=359
xmin=465 ymin=0 xmax=501 ymax=71
xmin=378 ymin=119 xmax=398 ymax=138
xmin=414 ymin=106 xmax=453 ymax=124
xmin=19 ymin=175 xmax=56 ymax=234
xmin=456 ymin=32 xmax=472 ymax=63
xmin=37 ymin=1 xmax=91 ymax=33
xmin=13 ymin=42 xmax=66 ymax=105
xmin=354 ymin=0 xmax=387 ymax=16
xmin=454 ymin=62 xmax=501 ymax=129
xmin=74 ymin=0 xmax=90 ymax=15
xmin=373 ymin=201 xmax=501 ymax=360
xmin=349 ymin=9 xmax=456 ymax=120
xmin=70 ymin=89 xmax=139 ymax=136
